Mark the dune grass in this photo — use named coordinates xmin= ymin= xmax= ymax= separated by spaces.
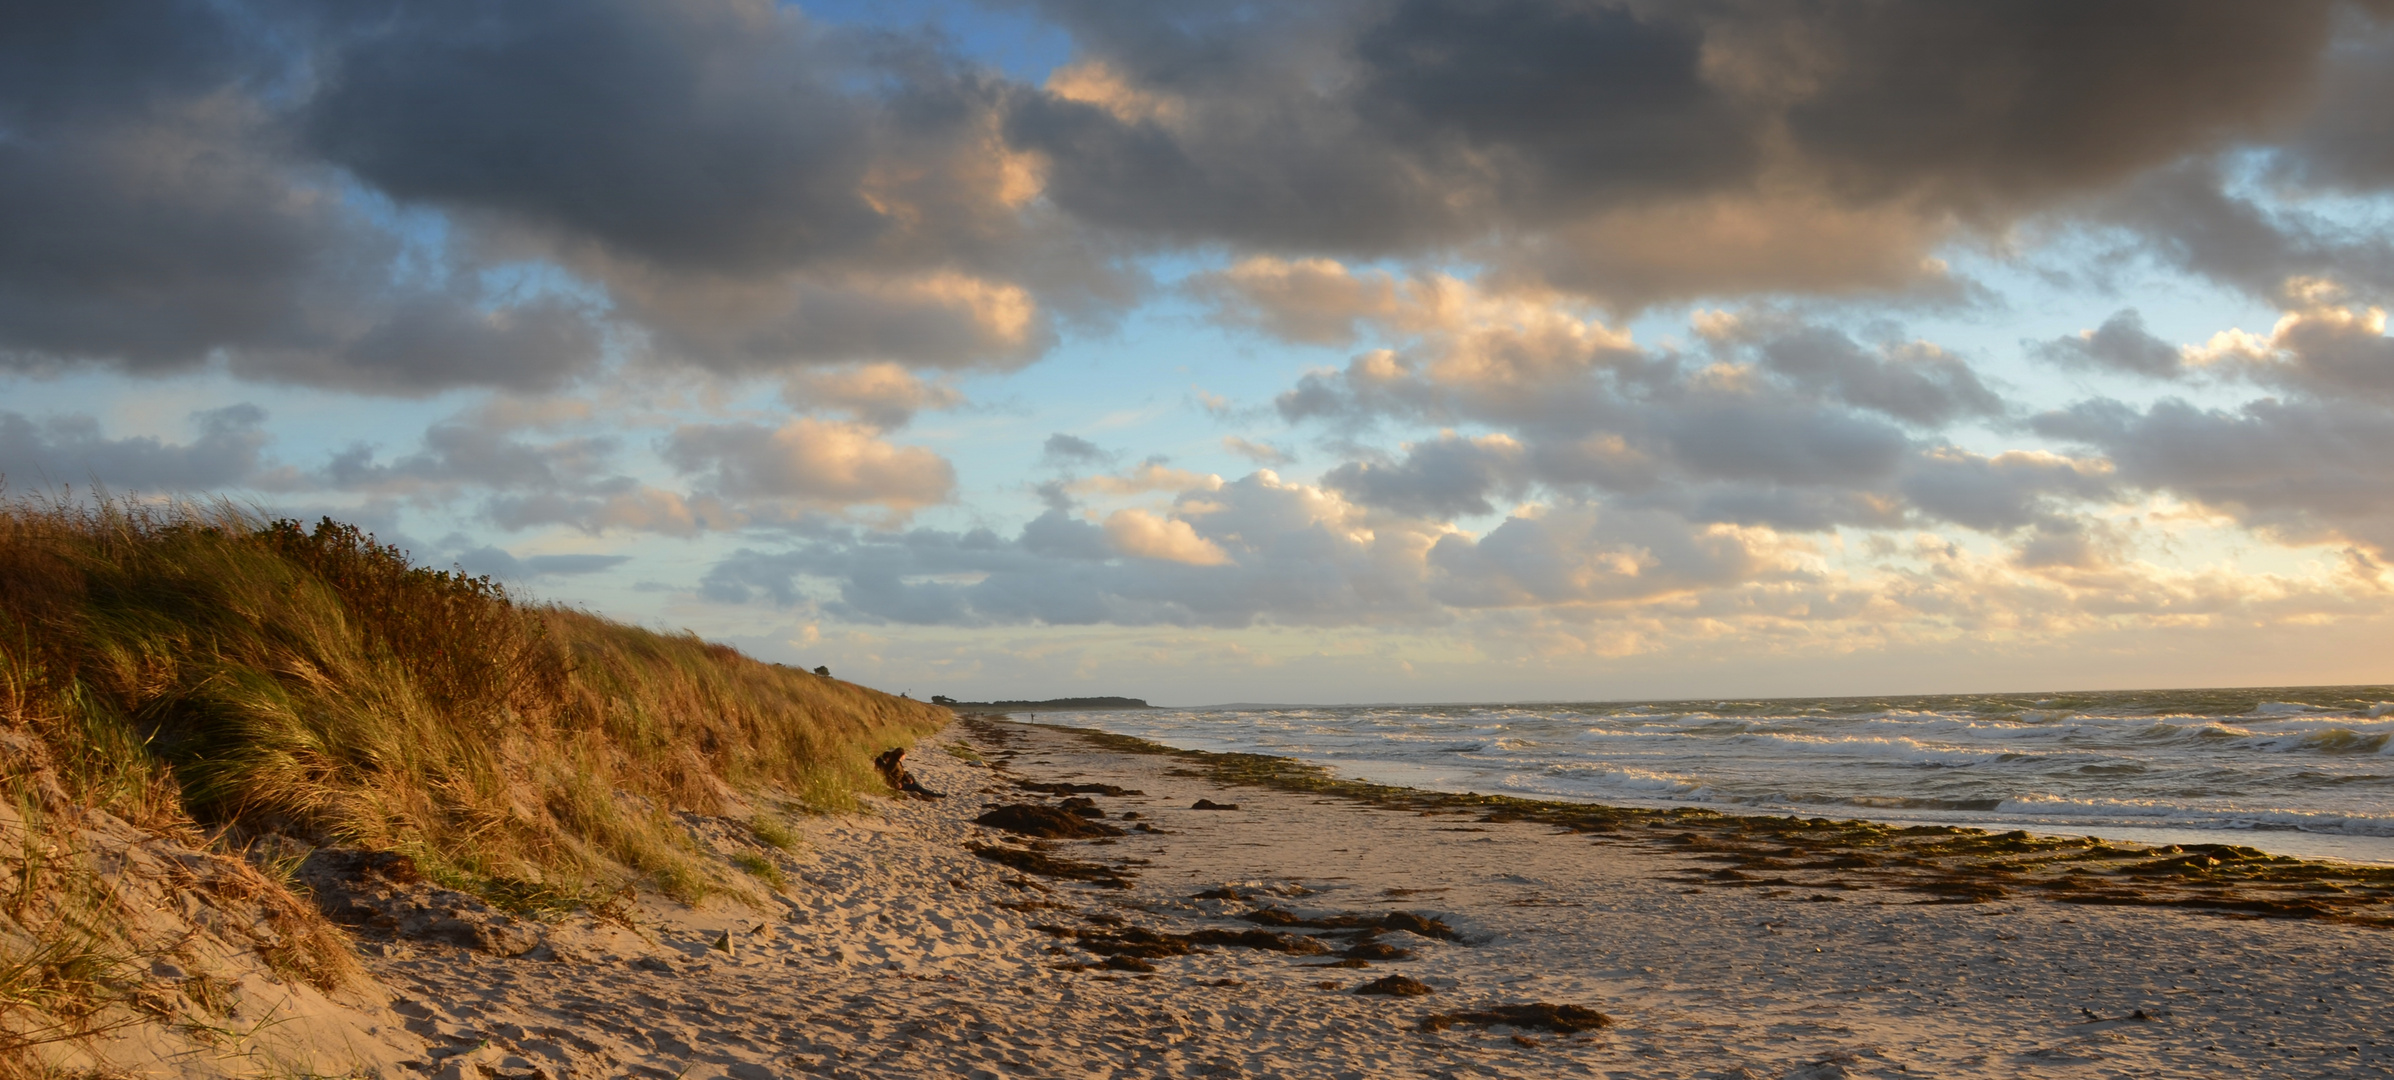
xmin=0 ymin=497 xmax=947 ymax=909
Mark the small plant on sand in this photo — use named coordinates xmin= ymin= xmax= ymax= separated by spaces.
xmin=729 ymin=853 xmax=788 ymax=891
xmin=751 ymin=816 xmax=800 ymax=851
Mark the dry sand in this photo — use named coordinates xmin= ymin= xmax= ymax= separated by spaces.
xmin=343 ymin=718 xmax=2391 ymax=1080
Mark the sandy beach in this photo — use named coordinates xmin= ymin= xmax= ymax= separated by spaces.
xmin=275 ymin=716 xmax=2384 ymax=1080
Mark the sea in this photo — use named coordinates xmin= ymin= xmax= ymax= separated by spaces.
xmin=1039 ymin=685 xmax=2394 ymax=865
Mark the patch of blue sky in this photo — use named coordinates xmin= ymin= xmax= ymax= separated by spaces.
xmin=795 ymin=0 xmax=1074 ymax=82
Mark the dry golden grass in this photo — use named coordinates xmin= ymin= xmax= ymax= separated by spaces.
xmin=0 ymin=496 xmax=945 ymax=903
xmin=0 ymin=495 xmax=947 ymax=1073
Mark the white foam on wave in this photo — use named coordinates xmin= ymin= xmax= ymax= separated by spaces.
xmin=1996 ymin=793 xmax=2394 ymax=837
xmin=1731 ymin=732 xmax=2012 ymax=766
xmin=1504 ymin=764 xmax=1707 ymax=800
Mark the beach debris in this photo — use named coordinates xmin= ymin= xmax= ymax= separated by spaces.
xmin=1191 ymin=798 xmax=1241 ymax=810
xmin=710 ymin=931 xmax=735 ymax=955
xmin=631 ymin=956 xmax=674 ymax=974
xmin=967 ymin=842 xmax=1134 ymax=887
xmin=1240 ymin=907 xmax=1465 ymax=942
xmin=1417 ymin=1003 xmax=1611 ymax=1034
xmin=874 ymin=747 xmax=944 ymax=799
xmin=1187 ymin=928 xmax=1336 ymax=955
xmin=1355 ymin=975 xmax=1435 ymax=997
xmin=974 ymin=803 xmax=1126 ymax=839
xmin=1016 ymin=781 xmax=1146 ymax=797
xmin=1035 ymin=921 xmax=1341 ymax=960
xmin=1344 ymin=940 xmax=1414 ymax=960
xmin=1057 ymin=796 xmax=1105 ymax=818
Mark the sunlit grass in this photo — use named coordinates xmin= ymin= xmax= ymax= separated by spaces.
xmin=0 ymin=495 xmax=947 ymax=1071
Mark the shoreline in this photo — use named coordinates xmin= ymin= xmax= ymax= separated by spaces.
xmin=1017 ymin=700 xmax=2394 ymax=868
xmin=276 ymin=715 xmax=2393 ymax=1079
xmin=1008 ymin=717 xmax=2394 ymax=925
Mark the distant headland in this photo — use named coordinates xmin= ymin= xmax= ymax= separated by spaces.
xmin=929 ymin=695 xmax=1152 ymax=711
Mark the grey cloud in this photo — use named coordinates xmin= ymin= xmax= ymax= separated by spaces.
xmin=453 ymin=545 xmax=632 ymax=580
xmin=1733 ymin=321 xmax=2003 ymax=426
xmin=1040 ymin=433 xmax=1111 ymax=467
xmin=1012 ymin=0 xmax=2347 ymax=304
xmin=661 ymin=418 xmax=956 ymax=507
xmin=1896 ymin=451 xmax=2115 ymax=533
xmin=1348 ymin=0 xmax=1752 ymax=217
xmin=699 ymin=472 xmax=1441 ymax=627
xmin=2270 ymin=24 xmax=2394 ymax=193
xmin=1273 ymin=315 xmax=2025 ymax=531
xmin=304 ymin=0 xmax=889 ymax=275
xmin=0 ymin=2 xmax=608 ymax=393
xmin=1768 ymin=1 xmax=2334 ymax=214
xmin=1425 ymin=506 xmax=1778 ymax=607
xmin=1323 ymin=435 xmax=1527 ymax=519
xmin=2030 ymin=309 xmax=2183 ymax=378
xmin=0 ymin=0 xmax=1102 ymax=390
xmin=0 ymin=405 xmax=269 ymax=491
xmin=1221 ymin=436 xmax=1294 ymax=467
xmin=2011 ymin=517 xmax=2118 ymax=571
xmin=693 ymin=476 xmax=1800 ymax=629
xmin=303 ymin=0 xmax=1111 ymax=373
xmin=2100 ymin=162 xmax=2394 ymax=304
xmin=2262 ymin=308 xmax=2394 ymax=404
xmin=7 ymin=0 xmax=2378 ymax=394
xmin=2034 ymin=396 xmax=2394 ymax=549
xmin=1674 ymin=485 xmax=1901 ymax=533
xmin=1651 ymin=398 xmax=1910 ymax=490
xmin=320 ymin=420 xmax=619 ymax=495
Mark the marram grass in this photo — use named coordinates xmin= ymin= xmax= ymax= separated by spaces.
xmin=0 ymin=497 xmax=946 ymax=906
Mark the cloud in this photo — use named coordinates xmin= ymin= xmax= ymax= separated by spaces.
xmin=662 ymin=416 xmax=957 ymax=512
xmin=782 ymin=363 xmax=962 ymax=428
xmin=1895 ymin=448 xmax=2115 ymax=533
xmin=2269 ymin=24 xmax=2394 ymax=193
xmin=1013 ymin=0 xmax=2349 ymax=306
xmin=452 ymin=545 xmax=632 ymax=580
xmin=1040 ymin=433 xmax=1111 ymax=467
xmin=2096 ymin=162 xmax=2394 ymax=306
xmin=1103 ymin=508 xmax=1231 ymax=565
xmin=1072 ymin=461 xmax=1222 ymax=497
xmin=1190 ymin=257 xmax=1405 ymax=345
xmin=1221 ymin=436 xmax=1293 ymax=466
xmin=7 ymin=0 xmax=2382 ymax=400
xmin=2030 ymin=309 xmax=2185 ymax=378
xmin=318 ymin=416 xmax=619 ymax=497
xmin=1705 ymin=312 xmax=2003 ymax=426
xmin=0 ymin=405 xmax=270 ymax=491
xmin=2197 ymin=298 xmax=2394 ymax=404
xmin=1323 ymin=433 xmax=1527 ymax=519
xmin=1425 ymin=507 xmax=1788 ymax=608
xmin=2034 ymin=395 xmax=2394 ymax=551
xmin=0 ymin=0 xmax=1113 ymax=392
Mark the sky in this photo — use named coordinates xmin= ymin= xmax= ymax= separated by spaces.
xmin=5 ymin=1 xmax=2394 ymax=706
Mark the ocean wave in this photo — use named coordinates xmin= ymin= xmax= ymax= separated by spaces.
xmin=2252 ymin=727 xmax=2394 ymax=755
xmin=1510 ymin=764 xmax=1706 ymax=799
xmin=1994 ymin=794 xmax=2394 ymax=837
xmin=1731 ymin=732 xmax=2008 ymax=766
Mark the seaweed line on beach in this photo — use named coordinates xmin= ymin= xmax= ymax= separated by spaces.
xmin=978 ymin=716 xmax=2394 ymax=928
